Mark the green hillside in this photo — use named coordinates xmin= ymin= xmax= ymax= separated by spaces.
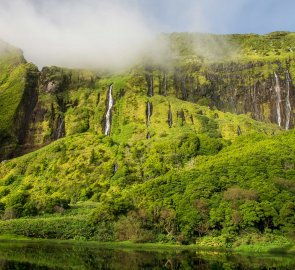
xmin=0 ymin=33 xmax=294 ymax=249
xmin=0 ymin=40 xmax=39 ymax=158
xmin=0 ymin=129 xmax=294 ymax=247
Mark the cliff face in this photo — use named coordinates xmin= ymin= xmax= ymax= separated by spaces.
xmin=20 ymin=66 xmax=97 ymax=155
xmin=0 ymin=41 xmax=39 ymax=160
xmin=0 ymin=64 xmax=39 ymax=160
xmin=150 ymin=60 xmax=294 ymax=129
xmin=1 ymin=33 xmax=295 ymax=161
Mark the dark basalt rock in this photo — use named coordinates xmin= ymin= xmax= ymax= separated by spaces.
xmin=1 ymin=50 xmax=295 ymax=162
xmin=0 ymin=64 xmax=39 ymax=161
xmin=158 ymin=70 xmax=168 ymax=96
xmin=169 ymin=60 xmax=294 ymax=129
xmin=114 ymin=163 xmax=118 ymax=173
xmin=177 ymin=109 xmax=185 ymax=126
xmin=146 ymin=73 xmax=154 ymax=97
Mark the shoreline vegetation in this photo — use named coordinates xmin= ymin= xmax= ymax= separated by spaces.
xmin=0 ymin=234 xmax=294 ymax=255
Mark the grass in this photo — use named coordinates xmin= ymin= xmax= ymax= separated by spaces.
xmin=234 ymin=243 xmax=295 ymax=254
xmin=0 ymin=234 xmax=294 ymax=255
xmin=0 ymin=234 xmax=196 ymax=251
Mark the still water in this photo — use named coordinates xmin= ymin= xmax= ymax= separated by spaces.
xmin=0 ymin=241 xmax=294 ymax=270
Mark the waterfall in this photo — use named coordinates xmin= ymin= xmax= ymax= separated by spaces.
xmin=56 ymin=118 xmax=64 ymax=139
xmin=177 ymin=109 xmax=185 ymax=126
xmin=253 ymin=84 xmax=259 ymax=119
xmin=114 ymin=163 xmax=118 ymax=173
xmin=146 ymin=101 xmax=153 ymax=127
xmin=146 ymin=74 xmax=154 ymax=97
xmin=181 ymin=78 xmax=188 ymax=100
xmin=168 ymin=103 xmax=173 ymax=128
xmin=54 ymin=116 xmax=65 ymax=139
xmin=150 ymin=75 xmax=153 ymax=96
xmin=104 ymin=84 xmax=114 ymax=136
xmin=274 ymin=73 xmax=282 ymax=127
xmin=285 ymin=71 xmax=292 ymax=130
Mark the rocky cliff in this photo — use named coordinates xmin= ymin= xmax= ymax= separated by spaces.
xmin=0 ymin=41 xmax=39 ymax=160
xmin=0 ymin=32 xmax=295 ymax=161
xmin=147 ymin=59 xmax=294 ymax=129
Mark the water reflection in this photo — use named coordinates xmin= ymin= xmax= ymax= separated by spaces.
xmin=0 ymin=241 xmax=294 ymax=270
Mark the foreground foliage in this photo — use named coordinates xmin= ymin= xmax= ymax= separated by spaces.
xmin=0 ymin=130 xmax=294 ymax=246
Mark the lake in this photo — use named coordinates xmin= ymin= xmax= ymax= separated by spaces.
xmin=0 ymin=241 xmax=294 ymax=269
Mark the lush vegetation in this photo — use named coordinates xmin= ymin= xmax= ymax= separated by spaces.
xmin=0 ymin=130 xmax=294 ymax=248
xmin=0 ymin=33 xmax=294 ymax=249
xmin=0 ymin=41 xmax=26 ymax=144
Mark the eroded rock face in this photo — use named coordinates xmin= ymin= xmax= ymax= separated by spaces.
xmin=0 ymin=64 xmax=39 ymax=161
xmin=1 ymin=47 xmax=295 ymax=162
xmin=1 ymin=59 xmax=294 ymax=162
xmin=203 ymin=67 xmax=294 ymax=129
xmin=148 ymin=60 xmax=294 ymax=129
xmin=200 ymin=65 xmax=294 ymax=129
xmin=17 ymin=66 xmax=96 ymax=158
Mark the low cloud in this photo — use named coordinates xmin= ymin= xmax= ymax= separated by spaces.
xmin=0 ymin=0 xmax=157 ymax=70
xmin=1 ymin=0 xmax=278 ymax=70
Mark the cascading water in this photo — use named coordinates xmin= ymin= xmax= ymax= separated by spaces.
xmin=274 ymin=73 xmax=282 ymax=127
xmin=146 ymin=101 xmax=153 ymax=127
xmin=104 ymin=84 xmax=114 ymax=136
xmin=56 ymin=118 xmax=64 ymax=139
xmin=181 ymin=78 xmax=188 ymax=100
xmin=177 ymin=109 xmax=185 ymax=126
xmin=54 ymin=116 xmax=65 ymax=140
xmin=252 ymin=84 xmax=260 ymax=119
xmin=168 ymin=103 xmax=173 ymax=128
xmin=146 ymin=74 xmax=154 ymax=97
xmin=285 ymin=71 xmax=292 ymax=130
xmin=114 ymin=163 xmax=118 ymax=173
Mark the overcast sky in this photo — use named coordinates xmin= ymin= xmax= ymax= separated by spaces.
xmin=0 ymin=0 xmax=294 ymax=69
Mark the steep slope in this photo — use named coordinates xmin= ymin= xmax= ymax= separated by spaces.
xmin=0 ymin=33 xmax=294 ymax=246
xmin=157 ymin=32 xmax=295 ymax=129
xmin=1 ymin=33 xmax=295 ymax=161
xmin=0 ymin=40 xmax=39 ymax=160
xmin=0 ymin=104 xmax=280 ymax=215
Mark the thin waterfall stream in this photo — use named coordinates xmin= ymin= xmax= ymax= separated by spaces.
xmin=285 ymin=71 xmax=292 ymax=130
xmin=104 ymin=84 xmax=114 ymax=136
xmin=274 ymin=73 xmax=282 ymax=127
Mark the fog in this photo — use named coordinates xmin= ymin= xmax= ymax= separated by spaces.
xmin=0 ymin=0 xmax=283 ymax=70
xmin=0 ymin=0 xmax=157 ymax=70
